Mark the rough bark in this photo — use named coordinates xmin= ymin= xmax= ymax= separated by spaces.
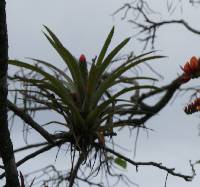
xmin=0 ymin=0 xmax=20 ymax=186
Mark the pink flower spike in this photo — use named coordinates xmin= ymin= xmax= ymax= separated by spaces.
xmin=79 ymin=54 xmax=86 ymax=63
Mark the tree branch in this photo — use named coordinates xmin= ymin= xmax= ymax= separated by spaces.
xmin=0 ymin=139 xmax=67 ymax=180
xmin=112 ymin=77 xmax=182 ymax=128
xmin=0 ymin=1 xmax=20 ymax=186
xmin=101 ymin=145 xmax=194 ymax=182
xmin=69 ymin=152 xmax=85 ymax=187
xmin=7 ymin=100 xmax=55 ymax=144
xmin=14 ymin=142 xmax=48 ymax=153
xmin=114 ymin=1 xmax=200 ymax=49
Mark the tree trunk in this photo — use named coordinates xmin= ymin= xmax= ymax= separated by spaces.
xmin=0 ymin=0 xmax=20 ymax=186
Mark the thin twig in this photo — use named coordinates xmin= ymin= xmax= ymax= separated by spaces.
xmin=101 ymin=145 xmax=194 ymax=181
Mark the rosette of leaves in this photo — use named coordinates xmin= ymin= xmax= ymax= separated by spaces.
xmin=8 ymin=26 xmax=163 ymax=154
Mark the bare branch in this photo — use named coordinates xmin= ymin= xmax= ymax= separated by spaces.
xmin=114 ymin=0 xmax=200 ymax=49
xmin=69 ymin=152 xmax=85 ymax=187
xmin=14 ymin=142 xmax=48 ymax=153
xmin=101 ymin=145 xmax=194 ymax=182
xmin=0 ymin=139 xmax=67 ymax=180
xmin=7 ymin=100 xmax=55 ymax=144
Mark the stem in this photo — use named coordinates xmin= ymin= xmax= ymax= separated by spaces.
xmin=69 ymin=153 xmax=85 ymax=187
xmin=0 ymin=1 xmax=20 ymax=186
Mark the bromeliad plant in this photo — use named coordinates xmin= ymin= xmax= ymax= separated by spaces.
xmin=8 ymin=26 xmax=163 ymax=155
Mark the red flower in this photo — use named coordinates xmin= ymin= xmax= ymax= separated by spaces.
xmin=184 ymin=98 xmax=200 ymax=114
xmin=180 ymin=56 xmax=200 ymax=84
xmin=181 ymin=56 xmax=200 ymax=74
xmin=78 ymin=54 xmax=88 ymax=84
xmin=79 ymin=54 xmax=86 ymax=63
xmin=190 ymin=56 xmax=199 ymax=71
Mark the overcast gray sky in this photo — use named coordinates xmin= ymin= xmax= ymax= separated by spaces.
xmin=5 ymin=0 xmax=200 ymax=186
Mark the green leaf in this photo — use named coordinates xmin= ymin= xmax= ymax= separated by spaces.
xmin=96 ymin=37 xmax=130 ymax=79
xmin=195 ymin=160 xmax=200 ymax=164
xmin=90 ymin=55 xmax=164 ymax=109
xmin=87 ymin=64 xmax=100 ymax=100
xmin=117 ymin=51 xmax=158 ymax=69
xmin=43 ymin=26 xmax=85 ymax=98
xmin=96 ymin=26 xmax=115 ymax=66
xmin=114 ymin=157 xmax=127 ymax=169
xmin=87 ymin=85 xmax=158 ymax=128
xmin=28 ymin=58 xmax=75 ymax=92
xmin=9 ymin=60 xmax=85 ymax=129
xmin=115 ymin=76 xmax=158 ymax=85
xmin=120 ymin=76 xmax=158 ymax=82
xmin=86 ymin=38 xmax=131 ymax=111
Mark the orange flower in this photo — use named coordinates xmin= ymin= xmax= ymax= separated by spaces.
xmin=180 ymin=56 xmax=200 ymax=84
xmin=181 ymin=56 xmax=200 ymax=74
xmin=190 ymin=56 xmax=199 ymax=71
